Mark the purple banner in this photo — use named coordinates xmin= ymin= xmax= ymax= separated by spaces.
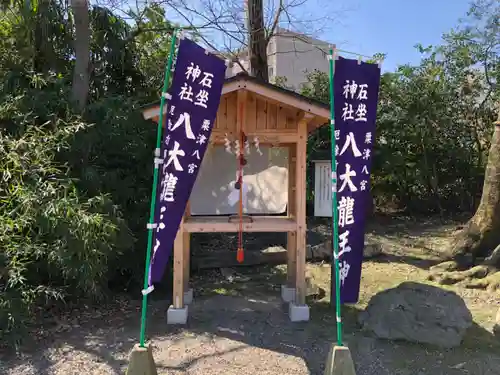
xmin=149 ymin=37 xmax=226 ymax=285
xmin=333 ymin=57 xmax=381 ymax=303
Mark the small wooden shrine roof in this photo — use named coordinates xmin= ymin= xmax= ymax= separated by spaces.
xmin=141 ymin=72 xmax=330 ymax=133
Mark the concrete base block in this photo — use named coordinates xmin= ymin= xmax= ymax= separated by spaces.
xmin=281 ymin=285 xmax=296 ymax=303
xmin=324 ymin=345 xmax=356 ymax=375
xmin=125 ymin=343 xmax=157 ymax=375
xmin=184 ymin=288 xmax=194 ymax=305
xmin=167 ymin=305 xmax=188 ymax=325
xmin=289 ymin=302 xmax=310 ymax=322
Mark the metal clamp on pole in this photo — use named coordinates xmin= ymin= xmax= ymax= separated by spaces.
xmin=141 ymin=285 xmax=155 ymax=296
xmin=154 ymin=157 xmax=164 ymax=169
xmin=331 ymin=171 xmax=337 ymax=193
xmin=146 ymin=223 xmax=158 ymax=230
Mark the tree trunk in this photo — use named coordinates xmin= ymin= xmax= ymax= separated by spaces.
xmin=246 ymin=0 xmax=269 ymax=82
xmin=71 ymin=0 xmax=90 ymax=111
xmin=33 ymin=0 xmax=51 ymax=73
xmin=446 ymin=110 xmax=500 ymax=266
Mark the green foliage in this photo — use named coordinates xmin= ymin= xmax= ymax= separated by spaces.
xmin=372 ymin=59 xmax=491 ymax=212
xmin=0 ymin=74 xmax=134 ymax=347
xmin=131 ymin=4 xmax=178 ymax=94
xmin=0 ymin=1 xmax=168 ymax=347
xmin=68 ymin=96 xmax=157 ymax=287
xmin=301 ymin=2 xmax=498 ymax=214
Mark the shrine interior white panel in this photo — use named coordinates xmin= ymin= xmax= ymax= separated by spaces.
xmin=190 ymin=145 xmax=289 ymax=215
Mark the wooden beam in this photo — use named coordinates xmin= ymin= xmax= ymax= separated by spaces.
xmin=287 ymin=232 xmax=297 ymax=287
xmin=193 ymin=249 xmax=288 ymax=270
xmin=236 ymin=89 xmax=247 ymax=134
xmin=287 ymin=144 xmax=297 ymax=287
xmin=142 ymin=83 xmax=242 ymax=120
xmin=146 ymin=107 xmax=327 ymax=136
xmin=183 ymin=202 xmax=191 ymax=292
xmin=183 ymin=231 xmax=190 ymax=292
xmin=210 ymin=132 xmax=298 ymax=144
xmin=143 ymin=106 xmax=162 ymax=120
xmin=298 ymin=111 xmax=315 ymax=122
xmin=307 ymin=117 xmax=329 ymax=134
xmin=288 ymin=145 xmax=297 ymax=217
xmin=142 ymin=81 xmax=329 ymax=125
xmin=221 ymin=80 xmax=241 ymax=96
xmin=183 ymin=216 xmax=296 ymax=233
xmin=222 ymin=80 xmax=330 ymax=119
xmin=172 ymin=223 xmax=185 ymax=309
xmin=295 ymin=118 xmax=308 ymax=305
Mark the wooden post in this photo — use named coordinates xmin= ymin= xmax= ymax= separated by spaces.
xmin=295 ymin=115 xmax=311 ymax=305
xmin=287 ymin=145 xmax=297 ymax=287
xmin=172 ymin=223 xmax=185 ymax=309
xmin=183 ymin=202 xmax=191 ymax=292
xmin=236 ymin=89 xmax=247 ymax=134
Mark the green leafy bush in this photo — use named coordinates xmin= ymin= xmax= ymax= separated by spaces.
xmin=0 ymin=75 xmax=133 ymax=348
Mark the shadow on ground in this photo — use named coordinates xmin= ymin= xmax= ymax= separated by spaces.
xmin=367 ymin=253 xmax=443 ymax=269
xmin=162 ymin=292 xmax=500 ymax=375
xmin=3 ymin=268 xmax=499 ymax=375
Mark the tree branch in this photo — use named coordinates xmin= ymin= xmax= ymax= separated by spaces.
xmin=266 ymin=0 xmax=283 ymax=44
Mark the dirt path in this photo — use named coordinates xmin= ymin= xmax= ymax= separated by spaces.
xmin=1 ymin=216 xmax=499 ymax=375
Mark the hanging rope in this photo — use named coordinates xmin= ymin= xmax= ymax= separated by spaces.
xmin=235 ymin=127 xmax=247 ymax=263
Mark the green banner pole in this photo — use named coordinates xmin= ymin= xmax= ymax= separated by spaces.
xmin=139 ymin=29 xmax=179 ymax=348
xmin=328 ymin=47 xmax=343 ymax=347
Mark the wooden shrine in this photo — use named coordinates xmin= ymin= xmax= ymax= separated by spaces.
xmin=141 ymin=72 xmax=329 ymax=323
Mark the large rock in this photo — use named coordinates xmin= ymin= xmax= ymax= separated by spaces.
xmin=363 ymin=238 xmax=382 ymax=259
xmin=358 ymin=282 xmax=473 ymax=348
xmin=306 ymin=238 xmax=382 ymax=260
xmin=494 ymin=307 xmax=500 ymax=337
xmin=306 ymin=241 xmax=329 ymax=260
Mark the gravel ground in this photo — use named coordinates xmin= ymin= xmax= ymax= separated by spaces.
xmin=1 ymin=216 xmax=499 ymax=375
xmin=1 ymin=293 xmax=499 ymax=375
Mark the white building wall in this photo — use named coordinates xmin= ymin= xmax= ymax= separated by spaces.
xmin=271 ymin=29 xmax=331 ymax=90
xmin=266 ymin=33 xmax=278 ymax=81
xmin=225 ymin=28 xmax=332 ymax=91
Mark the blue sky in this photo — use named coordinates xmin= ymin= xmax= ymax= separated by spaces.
xmin=164 ymin=0 xmax=473 ymax=72
xmin=315 ymin=0 xmax=472 ymax=72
